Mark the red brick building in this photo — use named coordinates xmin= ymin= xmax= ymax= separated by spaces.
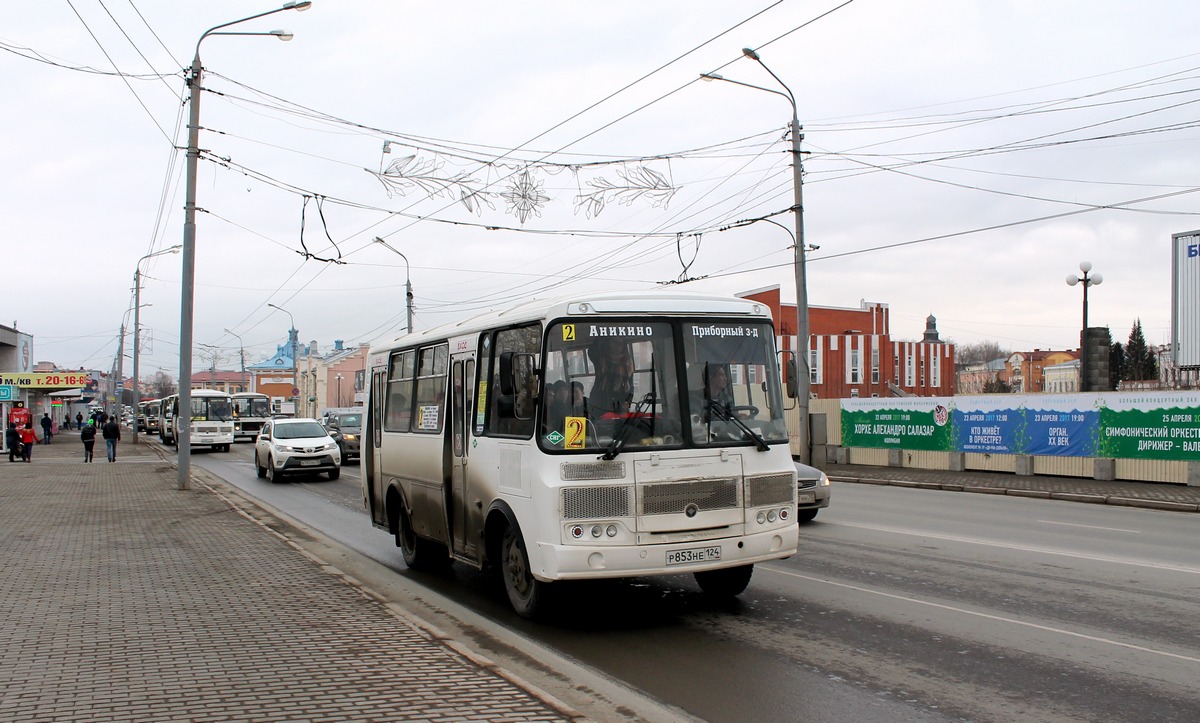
xmin=739 ymin=285 xmax=956 ymax=398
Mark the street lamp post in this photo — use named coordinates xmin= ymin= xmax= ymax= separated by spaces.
xmin=373 ymin=237 xmax=414 ymax=334
xmin=267 ymin=303 xmax=298 ymax=412
xmin=178 ymin=1 xmax=310 ymax=491
xmin=335 ymin=372 xmax=343 ymax=407
xmin=701 ymin=47 xmax=811 ymax=463
xmin=223 ymin=328 xmax=247 ymax=392
xmin=1066 ymin=261 xmax=1103 ymax=392
xmin=133 ymin=246 xmax=180 ymax=444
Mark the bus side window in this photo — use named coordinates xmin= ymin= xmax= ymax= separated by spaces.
xmin=486 ymin=324 xmax=541 ymax=437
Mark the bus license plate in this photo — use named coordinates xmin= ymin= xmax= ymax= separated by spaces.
xmin=798 ymin=493 xmax=815 ymax=504
xmin=666 ymin=546 xmax=721 ymax=566
xmin=300 ymin=459 xmax=320 ymax=466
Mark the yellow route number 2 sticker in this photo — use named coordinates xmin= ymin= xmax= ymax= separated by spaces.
xmin=563 ymin=416 xmax=587 ymax=449
xmin=562 ymin=324 xmax=576 ymax=342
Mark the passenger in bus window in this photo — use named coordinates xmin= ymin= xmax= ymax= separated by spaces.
xmin=569 ymin=381 xmax=586 ymax=417
xmin=589 ymin=340 xmax=633 ymax=416
xmin=541 ymin=380 xmax=566 ymax=436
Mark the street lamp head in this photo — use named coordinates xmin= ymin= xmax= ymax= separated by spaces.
xmin=699 ymin=72 xmax=723 ymax=81
xmin=1079 ymin=260 xmax=1092 ymax=274
xmin=1089 ymin=272 xmax=1103 ymax=286
xmin=1066 ymin=274 xmax=1079 ymax=286
xmin=283 ymin=1 xmax=312 ymax=10
xmin=270 ymin=29 xmax=294 ymax=41
xmin=742 ymin=47 xmax=761 ymax=61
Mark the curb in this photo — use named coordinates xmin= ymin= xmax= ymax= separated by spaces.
xmin=830 ymin=476 xmax=1200 ymax=514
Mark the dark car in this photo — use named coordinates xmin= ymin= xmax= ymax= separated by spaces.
xmin=324 ymin=410 xmax=363 ymax=463
xmin=794 ymin=460 xmax=832 ymax=522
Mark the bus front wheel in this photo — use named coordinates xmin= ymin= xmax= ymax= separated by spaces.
xmin=694 ymin=564 xmax=754 ymax=598
xmin=501 ymin=524 xmax=547 ymax=619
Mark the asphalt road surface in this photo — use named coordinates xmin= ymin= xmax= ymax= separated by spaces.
xmin=183 ymin=440 xmax=1200 ymax=722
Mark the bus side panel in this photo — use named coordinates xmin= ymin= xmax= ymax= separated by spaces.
xmin=380 ymin=433 xmax=450 ymax=545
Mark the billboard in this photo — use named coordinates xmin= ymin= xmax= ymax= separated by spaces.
xmin=1173 ymin=230 xmax=1200 ymax=368
xmin=842 ymin=391 xmax=1200 ymax=461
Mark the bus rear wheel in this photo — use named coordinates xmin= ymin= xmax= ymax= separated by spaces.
xmin=501 ymin=524 xmax=547 ymax=619
xmin=694 ymin=564 xmax=754 ymax=598
xmin=396 ymin=507 xmax=449 ymax=571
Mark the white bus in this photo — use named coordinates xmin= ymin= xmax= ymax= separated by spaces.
xmin=362 ymin=291 xmax=799 ymax=618
xmin=231 ymin=392 xmax=272 ymax=441
xmin=163 ymin=389 xmax=234 ymax=451
xmin=160 ymin=394 xmax=177 ymax=444
xmin=138 ymin=399 xmax=162 ymax=434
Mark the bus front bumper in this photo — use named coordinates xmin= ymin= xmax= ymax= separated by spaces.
xmin=534 ymin=526 xmax=797 ymax=581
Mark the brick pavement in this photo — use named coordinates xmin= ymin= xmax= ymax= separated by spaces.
xmin=825 ymin=462 xmax=1200 ymax=513
xmin=0 ymin=431 xmax=580 ymax=722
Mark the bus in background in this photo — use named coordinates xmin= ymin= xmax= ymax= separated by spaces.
xmin=231 ymin=392 xmax=272 ymax=441
xmin=138 ymin=399 xmax=162 ymax=435
xmin=165 ymin=389 xmax=234 ymax=451
xmin=362 ymin=291 xmax=799 ymax=618
xmin=159 ymin=394 xmax=177 ymax=444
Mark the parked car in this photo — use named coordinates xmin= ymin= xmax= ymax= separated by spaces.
xmin=794 ymin=460 xmax=831 ymax=521
xmin=323 ymin=410 xmax=362 ymax=463
xmin=254 ymin=417 xmax=341 ymax=482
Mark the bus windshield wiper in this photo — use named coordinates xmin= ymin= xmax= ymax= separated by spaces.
xmin=708 ymin=400 xmax=769 ymax=452
xmin=601 ymin=393 xmax=654 ymax=461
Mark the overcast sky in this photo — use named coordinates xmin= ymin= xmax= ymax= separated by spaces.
xmin=4 ymin=0 xmax=1197 ymax=377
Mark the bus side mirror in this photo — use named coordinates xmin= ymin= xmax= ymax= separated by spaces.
xmin=784 ymin=354 xmax=798 ymax=399
xmin=499 ymin=352 xmax=516 ymax=396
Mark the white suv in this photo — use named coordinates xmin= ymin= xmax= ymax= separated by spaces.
xmin=255 ymin=418 xmax=341 ymax=482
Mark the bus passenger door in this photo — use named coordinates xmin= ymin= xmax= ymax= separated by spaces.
xmin=449 ymin=353 xmax=478 ymax=559
xmin=366 ymin=368 xmax=386 ymax=525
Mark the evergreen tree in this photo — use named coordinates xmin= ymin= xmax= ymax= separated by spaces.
xmin=1124 ymin=319 xmax=1159 ymax=382
xmin=1108 ymin=339 xmax=1126 ymax=389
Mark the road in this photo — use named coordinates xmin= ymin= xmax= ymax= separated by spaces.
xmin=180 ymin=440 xmax=1200 ymax=722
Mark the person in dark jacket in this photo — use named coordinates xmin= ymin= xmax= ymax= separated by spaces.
xmin=6 ymin=421 xmax=19 ymax=463
xmin=41 ymin=413 xmax=53 ymax=444
xmin=101 ymin=417 xmax=121 ymax=462
xmin=80 ymin=421 xmax=96 ymax=463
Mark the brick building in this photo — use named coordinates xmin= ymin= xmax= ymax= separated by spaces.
xmin=738 ymin=285 xmax=956 ymax=399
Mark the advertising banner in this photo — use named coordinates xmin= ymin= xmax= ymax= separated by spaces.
xmin=0 ymin=371 xmax=93 ymax=388
xmin=841 ymin=391 xmax=1200 ymax=461
xmin=840 ymin=397 xmax=953 ymax=451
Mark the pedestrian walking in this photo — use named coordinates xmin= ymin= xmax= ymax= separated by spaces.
xmin=76 ymin=412 xmax=84 ymax=429
xmin=80 ymin=420 xmax=96 ymax=463
xmin=101 ymin=416 xmax=121 ymax=462
xmin=5 ymin=421 xmax=20 ymax=463
xmin=19 ymin=423 xmax=38 ymax=462
xmin=41 ymin=413 xmax=53 ymax=444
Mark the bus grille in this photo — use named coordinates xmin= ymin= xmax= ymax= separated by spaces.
xmin=562 ymin=486 xmax=633 ymax=520
xmin=746 ymin=473 xmax=796 ymax=506
xmin=640 ymin=478 xmax=738 ymax=516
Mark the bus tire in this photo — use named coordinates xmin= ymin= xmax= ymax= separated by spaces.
xmin=501 ymin=523 xmax=547 ymax=619
xmin=694 ymin=564 xmax=753 ymax=598
xmin=396 ymin=506 xmax=450 ymax=571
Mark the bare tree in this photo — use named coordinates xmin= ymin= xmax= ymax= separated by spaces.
xmin=955 ymin=340 xmax=1010 ymax=367
xmin=152 ymin=372 xmax=178 ymax=399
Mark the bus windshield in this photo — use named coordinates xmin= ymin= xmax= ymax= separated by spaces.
xmin=540 ymin=319 xmax=787 ymax=453
xmin=232 ymin=396 xmax=272 ymax=419
xmin=192 ymin=396 xmax=233 ymax=421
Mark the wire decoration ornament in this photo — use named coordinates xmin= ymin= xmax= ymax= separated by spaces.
xmin=372 ymin=146 xmax=679 ymax=225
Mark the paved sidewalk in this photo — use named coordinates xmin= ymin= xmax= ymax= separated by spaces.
xmin=825 ymin=462 xmax=1200 ymax=513
xmin=0 ymin=432 xmax=579 ymax=722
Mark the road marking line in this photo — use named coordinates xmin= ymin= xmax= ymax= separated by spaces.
xmin=762 ymin=566 xmax=1200 ymax=664
xmin=1037 ymin=520 xmax=1141 ymax=533
xmin=827 ymin=520 xmax=1200 ymax=575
